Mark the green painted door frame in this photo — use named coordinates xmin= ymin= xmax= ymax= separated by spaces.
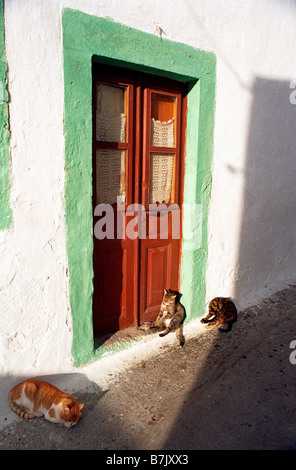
xmin=62 ymin=9 xmax=216 ymax=365
xmin=0 ymin=0 xmax=12 ymax=230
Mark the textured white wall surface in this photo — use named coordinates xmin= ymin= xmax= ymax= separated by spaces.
xmin=1 ymin=0 xmax=296 ymax=375
xmin=1 ymin=0 xmax=71 ymax=376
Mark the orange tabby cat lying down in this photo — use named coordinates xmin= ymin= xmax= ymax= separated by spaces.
xmin=8 ymin=379 xmax=84 ymax=428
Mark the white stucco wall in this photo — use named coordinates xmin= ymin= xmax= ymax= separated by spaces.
xmin=1 ymin=0 xmax=296 ymax=376
xmin=1 ymin=0 xmax=70 ymax=376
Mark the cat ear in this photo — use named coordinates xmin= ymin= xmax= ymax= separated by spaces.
xmin=64 ymin=406 xmax=70 ymax=416
xmin=79 ymin=403 xmax=84 ymax=411
xmin=164 ymin=289 xmax=167 ymax=294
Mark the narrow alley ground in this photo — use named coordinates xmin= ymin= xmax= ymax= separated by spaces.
xmin=1 ymin=285 xmax=296 ymax=450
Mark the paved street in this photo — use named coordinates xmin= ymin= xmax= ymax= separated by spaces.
xmin=1 ymin=286 xmax=296 ymax=450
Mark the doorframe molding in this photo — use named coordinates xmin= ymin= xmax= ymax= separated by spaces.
xmin=62 ymin=8 xmax=216 ymax=365
xmin=0 ymin=0 xmax=12 ymax=230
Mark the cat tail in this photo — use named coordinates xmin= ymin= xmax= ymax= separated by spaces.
xmin=8 ymin=390 xmax=35 ymax=420
xmin=176 ymin=326 xmax=185 ymax=348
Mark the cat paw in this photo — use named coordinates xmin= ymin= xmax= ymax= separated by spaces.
xmin=139 ymin=322 xmax=152 ymax=331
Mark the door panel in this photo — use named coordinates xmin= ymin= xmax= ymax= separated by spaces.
xmin=138 ymin=86 xmax=183 ymax=324
xmin=145 ymin=245 xmax=168 ymax=314
xmin=93 ymin=240 xmax=123 ymax=333
xmin=139 ymin=214 xmax=180 ymax=323
xmin=92 ymin=65 xmax=185 ymax=335
xmin=93 ymin=73 xmax=136 ymax=334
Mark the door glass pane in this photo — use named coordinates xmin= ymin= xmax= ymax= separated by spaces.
xmin=149 ymin=153 xmax=175 ymax=204
xmin=96 ymin=83 xmax=127 ymax=142
xmin=96 ymin=149 xmax=126 ymax=205
xmin=151 ymin=93 xmax=176 ymax=148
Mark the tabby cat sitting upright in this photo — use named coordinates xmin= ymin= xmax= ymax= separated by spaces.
xmin=8 ymin=379 xmax=84 ymax=427
xmin=142 ymin=289 xmax=186 ymax=347
xmin=200 ymin=297 xmax=237 ymax=332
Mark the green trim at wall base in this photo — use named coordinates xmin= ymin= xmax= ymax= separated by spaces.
xmin=63 ymin=9 xmax=216 ymax=366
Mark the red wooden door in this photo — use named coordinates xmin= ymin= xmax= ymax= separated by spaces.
xmin=92 ymin=69 xmax=137 ymax=334
xmin=92 ymin=66 xmax=186 ymax=335
xmin=139 ymin=86 xmax=184 ymax=323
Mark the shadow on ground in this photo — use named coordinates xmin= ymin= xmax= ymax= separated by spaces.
xmin=1 ymin=286 xmax=296 ymax=450
xmin=163 ymin=286 xmax=296 ymax=450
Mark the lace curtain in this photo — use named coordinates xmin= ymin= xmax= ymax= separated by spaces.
xmin=150 ymin=153 xmax=174 ymax=204
xmin=95 ymin=84 xmax=126 ymax=205
xmin=151 ymin=117 xmax=175 ymax=147
xmin=95 ymin=84 xmax=176 ymax=205
xmin=96 ymin=113 xmax=126 ymax=143
xmin=96 ymin=149 xmax=126 ymax=205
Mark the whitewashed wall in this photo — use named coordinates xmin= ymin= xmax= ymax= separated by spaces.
xmin=1 ymin=0 xmax=296 ymax=375
xmin=1 ymin=0 xmax=70 ymax=376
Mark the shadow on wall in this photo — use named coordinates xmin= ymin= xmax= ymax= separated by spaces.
xmin=161 ymin=78 xmax=296 ymax=450
xmin=233 ymin=77 xmax=296 ymax=302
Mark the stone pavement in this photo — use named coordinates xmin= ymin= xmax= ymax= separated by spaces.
xmin=1 ymin=285 xmax=296 ymax=450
